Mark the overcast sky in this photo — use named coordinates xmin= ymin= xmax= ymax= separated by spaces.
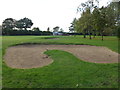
xmin=0 ymin=0 xmax=110 ymax=32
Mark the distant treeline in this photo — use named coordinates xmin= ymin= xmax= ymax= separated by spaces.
xmin=2 ymin=29 xmax=117 ymax=36
xmin=2 ymin=29 xmax=82 ymax=36
xmin=1 ymin=17 xmax=53 ymax=36
xmin=2 ymin=29 xmax=52 ymax=36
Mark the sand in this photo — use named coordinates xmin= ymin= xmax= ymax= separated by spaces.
xmin=4 ymin=45 xmax=119 ymax=69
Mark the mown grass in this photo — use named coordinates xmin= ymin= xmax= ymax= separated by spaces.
xmin=2 ymin=35 xmax=119 ymax=88
xmin=2 ymin=35 xmax=119 ymax=53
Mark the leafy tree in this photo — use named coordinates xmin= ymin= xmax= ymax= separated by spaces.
xmin=59 ymin=28 xmax=64 ymax=33
xmin=104 ymin=2 xmax=118 ymax=36
xmin=111 ymin=2 xmax=120 ymax=38
xmin=98 ymin=7 xmax=108 ymax=40
xmin=76 ymin=0 xmax=120 ymax=40
xmin=53 ymin=26 xmax=59 ymax=32
xmin=77 ymin=0 xmax=99 ymax=13
xmin=76 ymin=12 xmax=87 ymax=38
xmin=69 ymin=18 xmax=77 ymax=33
xmin=92 ymin=7 xmax=100 ymax=34
xmin=16 ymin=17 xmax=33 ymax=30
xmin=76 ymin=0 xmax=99 ymax=39
xmin=114 ymin=2 xmax=120 ymax=39
xmin=84 ymin=8 xmax=93 ymax=39
xmin=2 ymin=18 xmax=16 ymax=35
xmin=76 ymin=8 xmax=93 ymax=39
xmin=92 ymin=2 xmax=119 ymax=39
xmin=32 ymin=27 xmax=40 ymax=32
xmin=15 ymin=20 xmax=24 ymax=30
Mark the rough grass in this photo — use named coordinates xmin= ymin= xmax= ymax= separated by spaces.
xmin=2 ymin=35 xmax=119 ymax=88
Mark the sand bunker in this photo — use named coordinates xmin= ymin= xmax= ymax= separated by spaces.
xmin=4 ymin=45 xmax=119 ymax=69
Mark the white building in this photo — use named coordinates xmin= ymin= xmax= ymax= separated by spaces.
xmin=53 ymin=32 xmax=63 ymax=36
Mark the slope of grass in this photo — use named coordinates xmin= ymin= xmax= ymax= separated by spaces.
xmin=2 ymin=35 xmax=119 ymax=88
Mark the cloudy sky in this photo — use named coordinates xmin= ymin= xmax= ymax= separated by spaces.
xmin=0 ymin=0 xmax=110 ymax=32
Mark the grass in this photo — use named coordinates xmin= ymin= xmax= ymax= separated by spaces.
xmin=2 ymin=35 xmax=119 ymax=53
xmin=1 ymin=35 xmax=119 ymax=88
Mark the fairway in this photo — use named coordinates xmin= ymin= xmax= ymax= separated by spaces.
xmin=2 ymin=36 xmax=119 ymax=88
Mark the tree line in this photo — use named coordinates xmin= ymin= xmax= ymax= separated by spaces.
xmin=69 ymin=1 xmax=120 ymax=40
xmin=2 ymin=17 xmax=52 ymax=35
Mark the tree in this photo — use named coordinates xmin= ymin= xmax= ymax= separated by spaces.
xmin=104 ymin=2 xmax=118 ymax=36
xmin=76 ymin=0 xmax=119 ymax=40
xmin=99 ymin=7 xmax=108 ymax=40
xmin=110 ymin=2 xmax=120 ymax=38
xmin=32 ymin=27 xmax=40 ymax=31
xmin=2 ymin=18 xmax=16 ymax=35
xmin=53 ymin=26 xmax=59 ymax=32
xmin=47 ymin=27 xmax=50 ymax=32
xmin=84 ymin=8 xmax=93 ymax=39
xmin=69 ymin=24 xmax=74 ymax=33
xmin=76 ymin=12 xmax=87 ymax=38
xmin=16 ymin=17 xmax=33 ymax=30
xmin=76 ymin=8 xmax=93 ymax=39
xmin=15 ymin=19 xmax=24 ymax=30
xmin=77 ymin=0 xmax=99 ymax=14
xmin=69 ymin=18 xmax=77 ymax=33
xmin=76 ymin=0 xmax=99 ymax=39
xmin=114 ymin=2 xmax=120 ymax=39
xmin=59 ymin=28 xmax=64 ymax=33
xmin=92 ymin=1 xmax=119 ymax=39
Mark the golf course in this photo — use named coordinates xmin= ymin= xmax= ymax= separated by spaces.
xmin=1 ymin=0 xmax=120 ymax=88
xmin=1 ymin=36 xmax=119 ymax=88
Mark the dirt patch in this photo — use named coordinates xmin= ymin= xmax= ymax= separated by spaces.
xmin=4 ymin=45 xmax=119 ymax=69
